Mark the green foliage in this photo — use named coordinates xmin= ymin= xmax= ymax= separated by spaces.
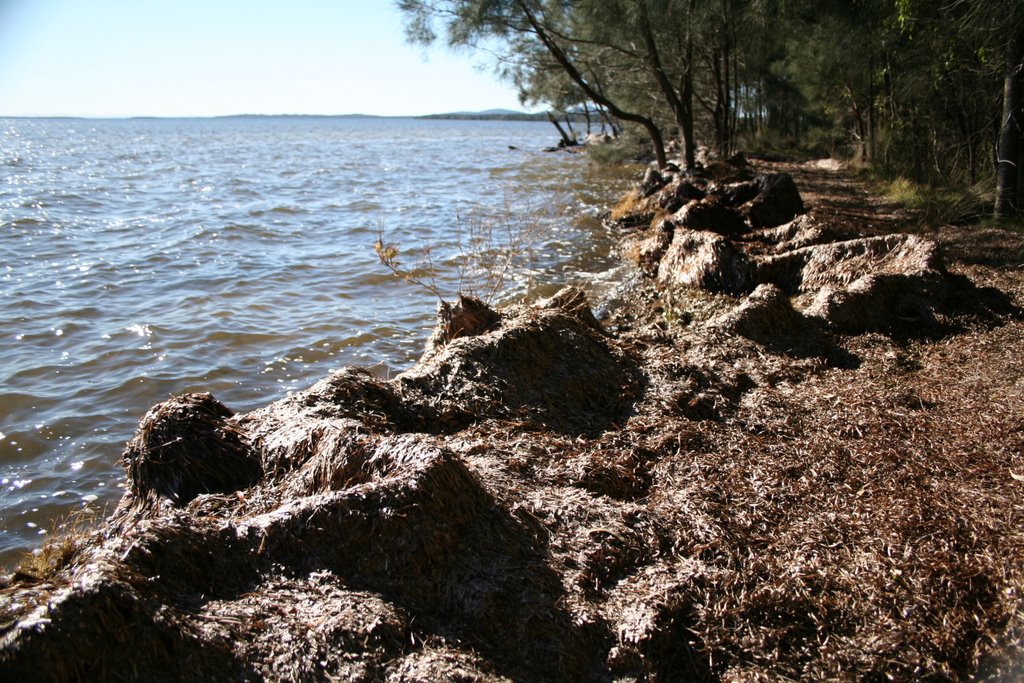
xmin=978 ymin=213 xmax=1024 ymax=233
xmin=398 ymin=0 xmax=1024 ymax=216
xmin=659 ymin=289 xmax=693 ymax=330
xmin=873 ymin=174 xmax=994 ymax=228
xmin=586 ymin=130 xmax=650 ymax=165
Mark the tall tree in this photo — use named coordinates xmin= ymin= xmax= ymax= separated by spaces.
xmin=399 ymin=0 xmax=674 ymax=168
xmin=995 ymin=19 xmax=1024 ymax=215
xmin=399 ymin=0 xmax=1024 ymax=217
xmin=635 ymin=0 xmax=698 ymax=169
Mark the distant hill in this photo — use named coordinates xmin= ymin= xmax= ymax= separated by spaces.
xmin=215 ymin=113 xmax=384 ymax=119
xmin=418 ymin=109 xmax=550 ymax=121
xmin=215 ymin=111 xmax=547 ymax=121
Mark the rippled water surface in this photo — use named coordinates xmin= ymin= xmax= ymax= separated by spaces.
xmin=0 ymin=116 xmax=635 ymax=566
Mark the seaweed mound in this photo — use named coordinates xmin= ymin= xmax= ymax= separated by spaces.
xmin=709 ymin=283 xmax=831 ymax=356
xmin=657 ymin=229 xmax=751 ymax=294
xmin=0 ymin=288 xmax=635 ymax=682
xmin=398 ymin=287 xmax=641 ymax=434
xmin=1 ymin=433 xmax=591 ymax=681
xmin=123 ymin=392 xmax=261 ymax=506
xmin=619 ymin=164 xmax=999 ymax=336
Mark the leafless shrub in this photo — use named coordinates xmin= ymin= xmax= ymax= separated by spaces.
xmin=374 ymin=220 xmax=446 ymax=302
xmin=375 ymin=193 xmax=550 ymax=305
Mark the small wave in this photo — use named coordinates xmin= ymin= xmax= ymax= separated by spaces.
xmin=344 ymin=199 xmax=383 ymax=212
xmin=248 ymin=206 xmax=307 ymax=217
xmin=0 ymin=427 xmax=60 ymax=464
xmin=203 ymin=329 xmax=294 ymax=347
xmin=0 ymin=391 xmax=55 ymax=416
xmin=217 ymin=223 xmax=277 ymax=240
xmin=8 ymin=216 xmax=43 ymax=228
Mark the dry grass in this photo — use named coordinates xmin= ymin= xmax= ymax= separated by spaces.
xmin=635 ymin=323 xmax=1024 ymax=680
xmin=4 ymin=507 xmax=98 ymax=585
xmin=608 ymin=188 xmax=663 ymax=228
xmin=375 ymin=193 xmax=553 ymax=305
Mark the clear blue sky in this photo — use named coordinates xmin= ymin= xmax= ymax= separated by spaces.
xmin=0 ymin=0 xmax=526 ymax=117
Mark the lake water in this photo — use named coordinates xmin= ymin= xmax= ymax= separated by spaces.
xmin=0 ymin=116 xmax=635 ymax=568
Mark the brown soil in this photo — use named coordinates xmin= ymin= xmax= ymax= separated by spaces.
xmin=2 ymin=160 xmax=1024 ymax=682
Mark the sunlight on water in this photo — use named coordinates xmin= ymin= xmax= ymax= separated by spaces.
xmin=0 ymin=116 xmax=638 ymax=567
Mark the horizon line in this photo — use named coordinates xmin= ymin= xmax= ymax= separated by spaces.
xmin=0 ymin=109 xmax=548 ymax=121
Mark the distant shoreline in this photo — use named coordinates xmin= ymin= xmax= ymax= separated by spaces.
xmin=0 ymin=110 xmax=553 ymax=122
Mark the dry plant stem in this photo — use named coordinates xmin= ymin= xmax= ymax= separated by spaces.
xmin=377 ymin=193 xmax=548 ymax=306
xmin=456 ymin=194 xmax=546 ymax=304
xmin=11 ymin=507 xmax=99 ymax=582
xmin=374 ymin=221 xmax=445 ymax=303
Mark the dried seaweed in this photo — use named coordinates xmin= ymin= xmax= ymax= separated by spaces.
xmin=3 ymin=161 xmax=1024 ymax=682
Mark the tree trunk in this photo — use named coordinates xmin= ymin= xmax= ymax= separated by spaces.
xmin=731 ymin=47 xmax=740 ymax=146
xmin=598 ymin=106 xmax=619 ymax=136
xmin=519 ymin=2 xmax=668 ymax=169
xmin=1019 ymin=124 xmax=1024 ymax=199
xmin=679 ymin=74 xmax=697 ymax=170
xmin=563 ymin=113 xmax=577 ymax=140
xmin=637 ymin=1 xmax=696 ymax=169
xmin=846 ymin=82 xmax=868 ymax=163
xmin=547 ymin=112 xmax=577 ymax=148
xmin=995 ymin=24 xmax=1024 ymax=216
xmin=721 ymin=25 xmax=733 ymax=157
xmin=711 ymin=48 xmax=728 ymax=157
xmin=868 ymin=53 xmax=876 ymax=163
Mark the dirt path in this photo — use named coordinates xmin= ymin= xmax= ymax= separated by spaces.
xmin=770 ymin=158 xmax=916 ymax=234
